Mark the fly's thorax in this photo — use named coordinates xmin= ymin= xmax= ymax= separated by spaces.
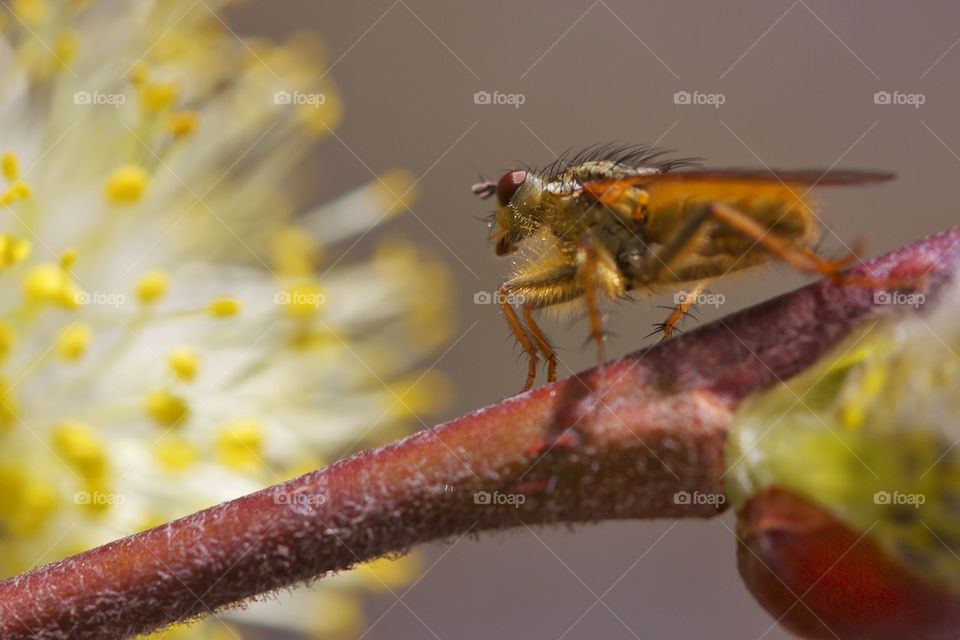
xmin=565 ymin=160 xmax=660 ymax=183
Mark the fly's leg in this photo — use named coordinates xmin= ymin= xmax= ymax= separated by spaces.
xmin=499 ymin=265 xmax=580 ymax=392
xmin=704 ymin=202 xmax=914 ymax=288
xmin=704 ymin=202 xmax=851 ymax=280
xmin=643 ymin=207 xmax=712 ymax=280
xmin=641 ymin=201 xmax=915 ymax=294
xmin=498 ymin=284 xmax=539 ymax=392
xmin=523 ymin=304 xmax=557 ymax=383
xmin=500 ymin=242 xmax=622 ymax=390
xmin=581 ymin=245 xmax=605 ymax=364
xmin=577 ymin=235 xmax=625 ymax=366
xmin=661 ymin=280 xmax=708 ymax=339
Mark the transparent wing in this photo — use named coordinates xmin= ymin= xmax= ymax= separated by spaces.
xmin=585 ymin=168 xmax=895 ymax=189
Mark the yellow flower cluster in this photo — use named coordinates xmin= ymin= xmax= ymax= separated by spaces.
xmin=0 ymin=0 xmax=455 ymax=636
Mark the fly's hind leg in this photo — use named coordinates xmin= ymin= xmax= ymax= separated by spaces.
xmin=638 ymin=201 xmax=913 ymax=312
xmin=633 ymin=211 xmax=714 ymax=341
xmin=704 ymin=202 xmax=912 ymax=288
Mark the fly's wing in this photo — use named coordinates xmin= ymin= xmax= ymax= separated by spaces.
xmin=578 ymin=168 xmax=894 ymax=210
xmin=644 ymin=168 xmax=895 ymax=187
xmin=580 ymin=168 xmax=894 ymax=195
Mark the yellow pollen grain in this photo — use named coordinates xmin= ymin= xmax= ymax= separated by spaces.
xmin=23 ymin=263 xmax=68 ymax=304
xmin=269 ymin=226 xmax=318 ymax=277
xmin=55 ymin=30 xmax=78 ymax=67
xmin=0 ymin=378 xmax=19 ymax=432
xmin=51 ymin=421 xmax=106 ymax=480
xmin=58 ymin=282 xmax=83 ymax=310
xmin=59 ymin=248 xmax=77 ymax=270
xmin=141 ymin=80 xmax=180 ymax=112
xmin=297 ymin=86 xmax=343 ymax=137
xmin=208 ymin=297 xmax=241 ymax=318
xmin=145 ymin=390 xmax=189 ymax=428
xmin=168 ymin=111 xmax=199 ymax=138
xmin=0 ymin=235 xmax=31 ymax=267
xmin=58 ymin=323 xmax=92 ymax=361
xmin=104 ymin=164 xmax=149 ymax=205
xmin=1 ymin=152 xmax=20 ymax=180
xmin=136 ymin=270 xmax=168 ymax=304
xmin=11 ymin=0 xmax=46 ymax=27
xmin=167 ymin=347 xmax=199 ymax=382
xmin=0 ymin=180 xmax=31 ymax=206
xmin=0 ymin=468 xmax=59 ymax=537
xmin=215 ymin=419 xmax=264 ymax=472
xmin=0 ymin=323 xmax=16 ymax=361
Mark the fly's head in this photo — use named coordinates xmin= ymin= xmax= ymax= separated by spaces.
xmin=472 ymin=169 xmax=542 ymax=256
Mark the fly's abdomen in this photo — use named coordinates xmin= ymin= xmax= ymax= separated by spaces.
xmin=645 ymin=180 xmax=818 ymax=259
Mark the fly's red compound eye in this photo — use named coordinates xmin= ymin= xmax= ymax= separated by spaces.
xmin=496 ymin=170 xmax=527 ymax=206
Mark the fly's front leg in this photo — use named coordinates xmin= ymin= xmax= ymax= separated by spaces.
xmin=498 ymin=284 xmax=538 ymax=392
xmin=500 ymin=264 xmax=579 ymax=392
xmin=523 ymin=304 xmax=557 ymax=383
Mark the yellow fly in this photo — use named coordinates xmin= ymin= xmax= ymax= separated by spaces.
xmin=472 ymin=144 xmax=900 ymax=391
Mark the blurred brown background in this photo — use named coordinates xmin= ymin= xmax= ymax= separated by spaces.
xmin=228 ymin=2 xmax=958 ymax=638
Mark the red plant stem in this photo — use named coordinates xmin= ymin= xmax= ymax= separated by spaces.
xmin=0 ymin=228 xmax=956 ymax=639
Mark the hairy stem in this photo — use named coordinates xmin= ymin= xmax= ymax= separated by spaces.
xmin=0 ymin=228 xmax=956 ymax=639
